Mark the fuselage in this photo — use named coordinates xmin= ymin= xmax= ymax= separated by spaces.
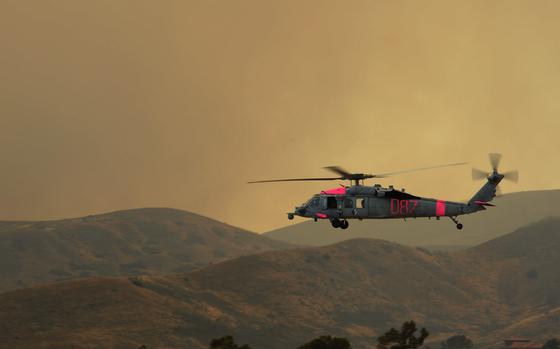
xmin=291 ymin=184 xmax=483 ymax=221
xmin=275 ymin=156 xmax=506 ymax=230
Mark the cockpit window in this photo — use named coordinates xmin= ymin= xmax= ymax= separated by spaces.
xmin=344 ymin=198 xmax=354 ymax=208
xmin=305 ymin=196 xmax=320 ymax=207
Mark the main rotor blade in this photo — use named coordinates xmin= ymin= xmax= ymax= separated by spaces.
xmin=472 ymin=168 xmax=488 ymax=180
xmin=489 ymin=153 xmax=502 ymax=171
xmin=323 ymin=166 xmax=352 ymax=178
xmin=503 ymin=170 xmax=519 ymax=183
xmin=248 ymin=177 xmax=342 ymax=184
xmin=374 ymin=162 xmax=468 ymax=177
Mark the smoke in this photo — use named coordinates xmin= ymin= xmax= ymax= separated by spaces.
xmin=0 ymin=0 xmax=559 ymax=231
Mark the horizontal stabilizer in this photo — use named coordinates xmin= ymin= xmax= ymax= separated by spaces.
xmin=473 ymin=200 xmax=495 ymax=207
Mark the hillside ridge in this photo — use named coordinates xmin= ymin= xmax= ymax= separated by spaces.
xmin=2 ymin=218 xmax=559 ymax=349
xmin=0 ymin=207 xmax=293 ymax=293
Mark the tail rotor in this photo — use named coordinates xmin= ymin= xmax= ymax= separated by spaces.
xmin=471 ymin=168 xmax=489 ymax=181
xmin=489 ymin=153 xmax=502 ymax=172
xmin=502 ymin=170 xmax=519 ymax=183
xmin=471 ymin=153 xmax=519 ymax=200
xmin=472 ymin=153 xmax=519 ymax=183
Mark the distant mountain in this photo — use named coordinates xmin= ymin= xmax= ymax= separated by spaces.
xmin=1 ymin=218 xmax=559 ymax=349
xmin=263 ymin=190 xmax=560 ymax=249
xmin=0 ymin=208 xmax=292 ymax=293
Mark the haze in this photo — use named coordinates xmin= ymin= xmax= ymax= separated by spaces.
xmin=1 ymin=0 xmax=559 ymax=232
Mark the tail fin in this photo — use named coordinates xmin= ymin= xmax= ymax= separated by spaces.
xmin=469 ymin=153 xmax=518 ymax=206
xmin=469 ymin=173 xmax=503 ymax=205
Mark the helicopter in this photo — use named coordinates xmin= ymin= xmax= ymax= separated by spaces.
xmin=248 ymin=154 xmax=518 ymax=230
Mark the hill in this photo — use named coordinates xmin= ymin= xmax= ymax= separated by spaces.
xmin=1 ymin=218 xmax=559 ymax=349
xmin=463 ymin=217 xmax=560 ymax=346
xmin=0 ymin=208 xmax=293 ymax=293
xmin=263 ymin=190 xmax=560 ymax=250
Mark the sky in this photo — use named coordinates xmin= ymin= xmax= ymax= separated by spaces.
xmin=1 ymin=0 xmax=559 ymax=232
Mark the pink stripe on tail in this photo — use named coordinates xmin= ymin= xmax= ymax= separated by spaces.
xmin=436 ymin=200 xmax=446 ymax=217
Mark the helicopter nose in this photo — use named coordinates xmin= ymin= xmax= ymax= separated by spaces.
xmin=296 ymin=207 xmax=307 ymax=215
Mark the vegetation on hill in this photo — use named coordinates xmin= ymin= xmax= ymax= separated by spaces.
xmin=440 ymin=335 xmax=474 ymax=349
xmin=544 ymin=339 xmax=559 ymax=349
xmin=377 ymin=321 xmax=429 ymax=349
xmin=297 ymin=335 xmax=352 ymax=349
xmin=209 ymin=322 xmax=428 ymax=349
xmin=210 ymin=335 xmax=253 ymax=349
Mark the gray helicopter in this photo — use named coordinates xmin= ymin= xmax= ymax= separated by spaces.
xmin=249 ymin=154 xmax=518 ymax=230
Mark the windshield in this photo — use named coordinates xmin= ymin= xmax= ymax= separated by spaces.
xmin=305 ymin=195 xmax=320 ymax=208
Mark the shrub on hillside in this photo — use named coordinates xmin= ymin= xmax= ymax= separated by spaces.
xmin=210 ymin=335 xmax=252 ymax=349
xmin=440 ymin=335 xmax=474 ymax=349
xmin=544 ymin=339 xmax=559 ymax=349
xmin=377 ymin=321 xmax=429 ymax=349
xmin=297 ymin=335 xmax=352 ymax=349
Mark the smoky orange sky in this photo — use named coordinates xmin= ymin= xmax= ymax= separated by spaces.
xmin=1 ymin=0 xmax=559 ymax=232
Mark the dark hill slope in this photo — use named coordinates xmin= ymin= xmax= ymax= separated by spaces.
xmin=463 ymin=218 xmax=560 ymax=346
xmin=0 ymin=208 xmax=292 ymax=293
xmin=0 ymin=239 xmax=489 ymax=349
xmin=465 ymin=217 xmax=560 ymax=308
xmin=264 ymin=190 xmax=560 ymax=249
xmin=1 ymin=218 xmax=560 ymax=349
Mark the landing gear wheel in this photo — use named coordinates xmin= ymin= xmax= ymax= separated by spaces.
xmin=449 ymin=216 xmax=463 ymax=230
xmin=331 ymin=219 xmax=341 ymax=228
xmin=340 ymin=220 xmax=349 ymax=230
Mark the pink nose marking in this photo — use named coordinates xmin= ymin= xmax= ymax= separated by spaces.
xmin=321 ymin=187 xmax=346 ymax=195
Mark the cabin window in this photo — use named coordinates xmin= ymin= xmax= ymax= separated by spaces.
xmin=344 ymin=198 xmax=354 ymax=208
xmin=326 ymin=196 xmax=337 ymax=209
xmin=356 ymin=198 xmax=366 ymax=208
